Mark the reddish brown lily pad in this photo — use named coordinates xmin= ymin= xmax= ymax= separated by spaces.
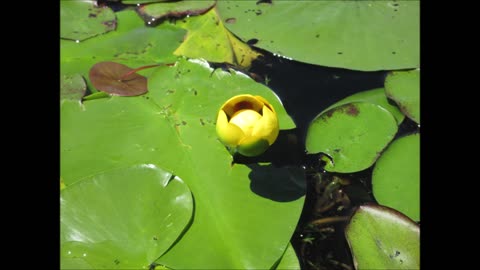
xmin=89 ymin=62 xmax=148 ymax=96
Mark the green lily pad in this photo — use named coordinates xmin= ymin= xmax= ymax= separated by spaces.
xmin=61 ymin=9 xmax=186 ymax=92
xmin=61 ymin=58 xmax=302 ymax=269
xmin=372 ymin=133 xmax=419 ymax=221
xmin=345 ymin=204 xmax=420 ymax=270
xmin=274 ymin=243 xmax=300 ymax=270
xmin=137 ymin=0 xmax=215 ymax=24
xmin=60 ymin=165 xmax=193 ymax=269
xmin=61 ymin=74 xmax=87 ymax=102
xmin=61 ymin=0 xmax=116 ymax=41
xmin=323 ymin=88 xmax=405 ymax=125
xmin=385 ymin=69 xmax=420 ymax=124
xmin=306 ymin=102 xmax=398 ymax=173
xmin=173 ymin=8 xmax=261 ymax=68
xmin=216 ymin=0 xmax=419 ymax=71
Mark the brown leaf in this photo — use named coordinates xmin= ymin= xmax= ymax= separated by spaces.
xmin=89 ymin=62 xmax=148 ymax=96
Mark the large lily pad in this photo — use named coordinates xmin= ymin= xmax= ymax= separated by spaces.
xmin=173 ymin=7 xmax=261 ymax=68
xmin=61 ymin=58 xmax=303 ymax=269
xmin=60 ymin=165 xmax=193 ymax=269
xmin=385 ymin=69 xmax=420 ymax=124
xmin=322 ymin=88 xmax=405 ymax=125
xmin=306 ymin=102 xmax=398 ymax=173
xmin=372 ymin=133 xmax=420 ymax=221
xmin=61 ymin=9 xmax=186 ymax=92
xmin=216 ymin=0 xmax=419 ymax=71
xmin=61 ymin=0 xmax=116 ymax=41
xmin=345 ymin=204 xmax=420 ymax=270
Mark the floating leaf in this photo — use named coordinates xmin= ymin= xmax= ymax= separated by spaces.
xmin=61 ymin=58 xmax=302 ymax=269
xmin=323 ymin=88 xmax=405 ymax=125
xmin=216 ymin=0 xmax=419 ymax=71
xmin=61 ymin=74 xmax=87 ymax=102
xmin=372 ymin=133 xmax=419 ymax=221
xmin=89 ymin=62 xmax=149 ymax=96
xmin=173 ymin=8 xmax=261 ymax=68
xmin=61 ymin=0 xmax=116 ymax=41
xmin=60 ymin=165 xmax=193 ymax=269
xmin=385 ymin=69 xmax=420 ymax=124
xmin=137 ymin=0 xmax=215 ymax=24
xmin=345 ymin=204 xmax=420 ymax=270
xmin=274 ymin=243 xmax=301 ymax=270
xmin=306 ymin=102 xmax=398 ymax=173
xmin=61 ymin=10 xmax=186 ymax=92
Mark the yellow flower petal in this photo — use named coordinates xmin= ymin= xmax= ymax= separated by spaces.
xmin=216 ymin=110 xmax=245 ymax=147
xmin=221 ymin=94 xmax=264 ymax=117
xmin=229 ymin=109 xmax=262 ymax=136
xmin=237 ymin=136 xmax=270 ymax=157
xmin=251 ymin=105 xmax=279 ymax=145
xmin=254 ymin=95 xmax=276 ymax=114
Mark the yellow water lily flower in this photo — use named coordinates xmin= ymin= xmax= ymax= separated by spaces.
xmin=216 ymin=94 xmax=279 ymax=157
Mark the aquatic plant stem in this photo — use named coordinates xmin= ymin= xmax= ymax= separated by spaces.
xmin=309 ymin=216 xmax=349 ymax=227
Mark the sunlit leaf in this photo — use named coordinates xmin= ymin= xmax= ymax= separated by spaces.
xmin=372 ymin=133 xmax=420 ymax=221
xmin=216 ymin=0 xmax=419 ymax=71
xmin=322 ymin=88 xmax=405 ymax=125
xmin=61 ymin=0 xmax=116 ymax=41
xmin=173 ymin=8 xmax=261 ymax=68
xmin=306 ymin=102 xmax=397 ymax=173
xmin=345 ymin=204 xmax=420 ymax=270
xmin=385 ymin=69 xmax=420 ymax=124
xmin=137 ymin=0 xmax=215 ymax=24
xmin=60 ymin=165 xmax=193 ymax=269
xmin=61 ymin=58 xmax=302 ymax=269
xmin=274 ymin=243 xmax=301 ymax=270
xmin=61 ymin=9 xmax=186 ymax=92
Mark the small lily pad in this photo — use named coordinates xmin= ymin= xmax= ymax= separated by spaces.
xmin=306 ymin=102 xmax=398 ymax=173
xmin=385 ymin=69 xmax=420 ymax=124
xmin=137 ymin=0 xmax=215 ymax=24
xmin=60 ymin=164 xmax=193 ymax=269
xmin=372 ymin=133 xmax=420 ymax=221
xmin=323 ymin=88 xmax=405 ymax=125
xmin=61 ymin=0 xmax=116 ymax=41
xmin=345 ymin=204 xmax=420 ymax=270
xmin=89 ymin=61 xmax=148 ymax=96
xmin=61 ymin=74 xmax=87 ymax=102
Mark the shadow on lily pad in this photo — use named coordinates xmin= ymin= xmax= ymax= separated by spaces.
xmin=247 ymin=163 xmax=306 ymax=202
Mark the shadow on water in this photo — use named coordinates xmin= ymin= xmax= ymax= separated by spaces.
xmin=250 ymin=52 xmax=388 ymax=141
xmin=247 ymin=163 xmax=306 ymax=202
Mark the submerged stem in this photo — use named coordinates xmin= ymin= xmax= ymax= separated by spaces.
xmin=309 ymin=216 xmax=349 ymax=227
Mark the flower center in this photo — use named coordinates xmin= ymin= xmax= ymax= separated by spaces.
xmin=229 ymin=109 xmax=262 ymax=136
